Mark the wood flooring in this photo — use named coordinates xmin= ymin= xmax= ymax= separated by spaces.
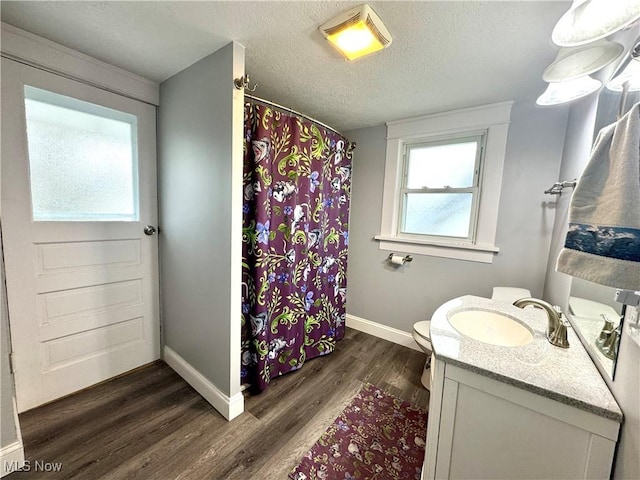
xmin=6 ymin=328 xmax=430 ymax=480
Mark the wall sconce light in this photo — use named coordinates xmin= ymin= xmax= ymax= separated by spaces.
xmin=607 ymin=39 xmax=640 ymax=91
xmin=551 ymin=0 xmax=640 ymax=47
xmin=607 ymin=59 xmax=640 ymax=92
xmin=319 ymin=4 xmax=392 ymax=61
xmin=536 ymin=76 xmax=603 ymax=106
xmin=542 ymin=40 xmax=624 ymax=83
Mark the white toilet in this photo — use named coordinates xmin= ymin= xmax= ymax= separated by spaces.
xmin=412 ymin=320 xmax=432 ymax=390
xmin=491 ymin=286 xmax=531 ymax=303
xmin=412 ymin=287 xmax=532 ymax=391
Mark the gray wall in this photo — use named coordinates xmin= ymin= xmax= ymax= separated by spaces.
xmin=345 ymin=101 xmax=569 ymax=332
xmin=542 ymin=92 xmax=639 ymax=480
xmin=1 ymin=235 xmax=19 ymax=449
xmin=543 ymin=98 xmax=598 ymax=309
xmin=158 ymin=42 xmax=244 ymax=396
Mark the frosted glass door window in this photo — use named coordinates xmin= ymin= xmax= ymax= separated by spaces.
xmin=24 ymin=86 xmax=139 ymax=221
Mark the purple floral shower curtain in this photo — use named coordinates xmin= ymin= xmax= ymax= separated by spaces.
xmin=241 ymin=100 xmax=354 ymax=391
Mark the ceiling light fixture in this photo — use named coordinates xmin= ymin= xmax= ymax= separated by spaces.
xmin=319 ymin=4 xmax=392 ymax=61
xmin=536 ymin=76 xmax=603 ymax=106
xmin=551 ymin=0 xmax=640 ymax=47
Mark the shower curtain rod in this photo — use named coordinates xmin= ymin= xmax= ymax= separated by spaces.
xmin=245 ymin=93 xmax=344 ymax=137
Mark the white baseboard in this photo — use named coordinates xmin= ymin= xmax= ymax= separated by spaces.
xmin=346 ymin=314 xmax=421 ymax=352
xmin=0 ymin=441 xmax=24 ymax=477
xmin=163 ymin=346 xmax=244 ymax=421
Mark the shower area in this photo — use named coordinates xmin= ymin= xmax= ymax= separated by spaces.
xmin=159 ymin=44 xmax=354 ymax=419
xmin=240 ymin=96 xmax=355 ymax=391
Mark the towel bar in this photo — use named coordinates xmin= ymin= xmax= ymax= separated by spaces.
xmin=544 ymin=179 xmax=576 ymax=196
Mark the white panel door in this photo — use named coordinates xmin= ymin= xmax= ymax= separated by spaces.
xmin=1 ymin=58 xmax=160 ymax=412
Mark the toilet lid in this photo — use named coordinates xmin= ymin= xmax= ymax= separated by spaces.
xmin=414 ymin=320 xmax=431 ymax=340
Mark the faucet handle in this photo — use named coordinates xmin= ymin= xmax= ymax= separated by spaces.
xmin=600 ymin=328 xmax=619 ymax=360
xmin=548 ymin=322 xmax=570 ymax=348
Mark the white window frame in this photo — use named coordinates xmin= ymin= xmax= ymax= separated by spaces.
xmin=376 ymin=102 xmax=512 ymax=263
xmin=398 ymin=133 xmax=485 ymax=243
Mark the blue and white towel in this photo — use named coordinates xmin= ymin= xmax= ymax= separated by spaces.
xmin=557 ymin=102 xmax=640 ymax=291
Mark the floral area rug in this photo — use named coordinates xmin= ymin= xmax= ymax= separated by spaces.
xmin=289 ymin=383 xmax=427 ymax=480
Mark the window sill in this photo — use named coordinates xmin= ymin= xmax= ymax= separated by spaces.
xmin=374 ymin=235 xmax=499 ymax=264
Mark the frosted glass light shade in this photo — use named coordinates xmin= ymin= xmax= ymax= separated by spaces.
xmin=542 ymin=40 xmax=624 ymax=82
xmin=606 ymin=59 xmax=640 ymax=92
xmin=552 ymin=0 xmax=640 ymax=47
xmin=536 ymin=76 xmax=602 ymax=106
xmin=327 ymin=21 xmax=384 ymax=60
xmin=319 ymin=4 xmax=392 ymax=61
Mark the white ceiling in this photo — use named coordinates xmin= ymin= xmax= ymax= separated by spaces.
xmin=1 ymin=1 xmax=572 ymax=131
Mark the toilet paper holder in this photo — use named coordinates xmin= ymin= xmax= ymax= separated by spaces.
xmin=387 ymin=253 xmax=413 ymax=264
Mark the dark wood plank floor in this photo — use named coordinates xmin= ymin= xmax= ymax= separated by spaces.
xmin=6 ymin=328 xmax=429 ymax=480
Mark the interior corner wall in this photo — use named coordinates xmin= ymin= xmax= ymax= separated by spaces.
xmin=158 ymin=41 xmax=244 ymax=410
xmin=344 ymin=100 xmax=569 ymax=334
xmin=1 ymin=234 xmax=21 ymax=454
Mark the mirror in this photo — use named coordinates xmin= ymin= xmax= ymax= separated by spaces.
xmin=567 ymin=81 xmax=639 ymax=380
xmin=568 ymin=278 xmax=624 ymax=378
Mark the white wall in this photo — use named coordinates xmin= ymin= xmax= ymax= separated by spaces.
xmin=344 ymin=100 xmax=569 ymax=332
xmin=158 ymin=42 xmax=245 ymax=419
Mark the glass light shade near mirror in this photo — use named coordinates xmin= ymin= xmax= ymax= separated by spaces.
xmin=542 ymin=40 xmax=624 ymax=82
xmin=536 ymin=76 xmax=602 ymax=106
xmin=319 ymin=4 xmax=392 ymax=61
xmin=606 ymin=58 xmax=640 ymax=91
xmin=552 ymin=0 xmax=640 ymax=47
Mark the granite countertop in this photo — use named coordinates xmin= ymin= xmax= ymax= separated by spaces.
xmin=430 ymin=295 xmax=623 ymax=422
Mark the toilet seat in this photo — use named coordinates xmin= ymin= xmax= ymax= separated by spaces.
xmin=412 ymin=320 xmax=432 ymax=390
xmin=412 ymin=320 xmax=432 ymax=352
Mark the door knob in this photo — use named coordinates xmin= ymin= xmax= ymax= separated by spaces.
xmin=143 ymin=225 xmax=157 ymax=236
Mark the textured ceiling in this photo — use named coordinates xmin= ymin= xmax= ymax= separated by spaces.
xmin=1 ymin=1 xmax=572 ymax=131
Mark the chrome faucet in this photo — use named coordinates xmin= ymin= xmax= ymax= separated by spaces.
xmin=513 ymin=298 xmax=569 ymax=348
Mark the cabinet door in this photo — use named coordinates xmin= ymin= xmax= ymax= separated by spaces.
xmin=434 ymin=369 xmax=616 ymax=480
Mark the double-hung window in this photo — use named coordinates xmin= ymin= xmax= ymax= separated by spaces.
xmin=399 ymin=135 xmax=484 ymax=241
xmin=376 ymin=102 xmax=512 ymax=263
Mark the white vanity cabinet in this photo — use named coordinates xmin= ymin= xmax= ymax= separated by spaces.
xmin=422 ymin=355 xmax=620 ymax=480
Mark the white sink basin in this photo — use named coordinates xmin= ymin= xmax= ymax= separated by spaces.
xmin=448 ymin=310 xmax=534 ymax=347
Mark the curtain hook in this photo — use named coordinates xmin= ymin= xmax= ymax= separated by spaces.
xmin=233 ymin=74 xmax=258 ymax=92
